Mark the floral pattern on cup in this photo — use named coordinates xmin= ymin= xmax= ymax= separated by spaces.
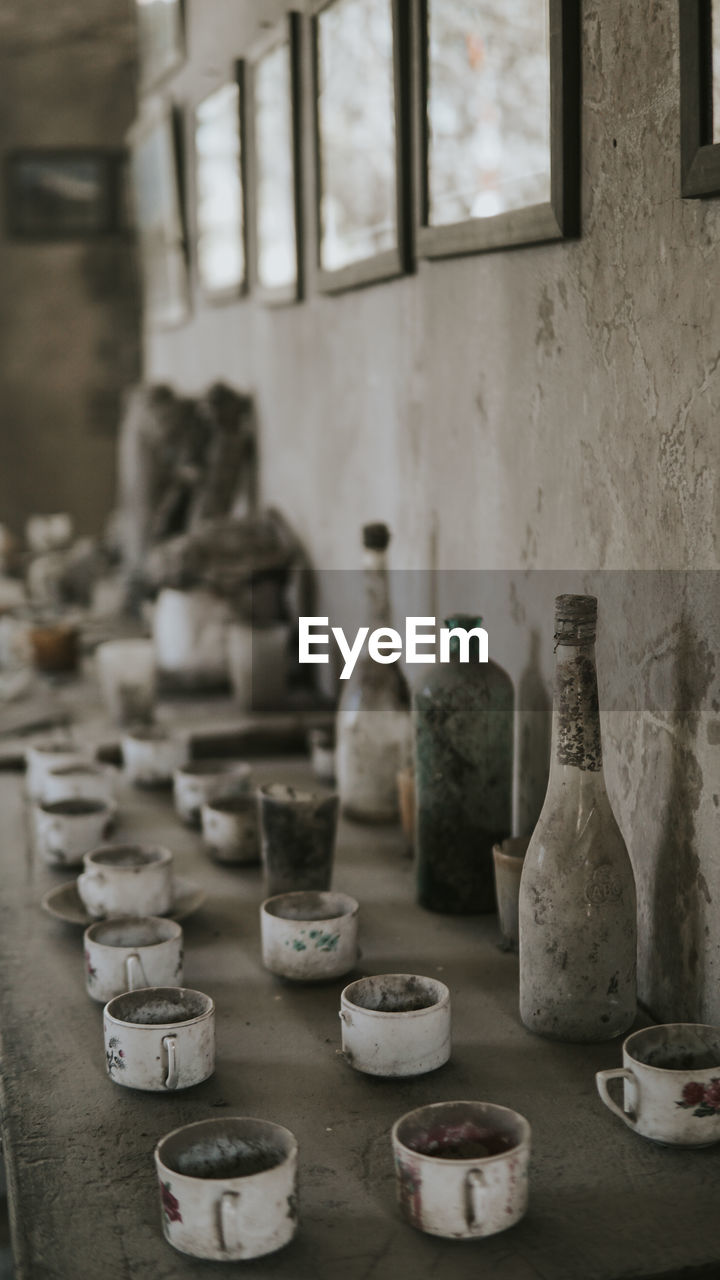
xmin=160 ymin=1181 xmax=183 ymax=1224
xmin=84 ymin=949 xmax=97 ymax=982
xmin=677 ymin=1079 xmax=720 ymax=1117
xmin=106 ymin=1036 xmax=126 ymax=1073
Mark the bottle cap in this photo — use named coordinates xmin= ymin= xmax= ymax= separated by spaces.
xmin=362 ymin=522 xmax=390 ymax=550
xmin=554 ymin=594 xmax=597 ymax=646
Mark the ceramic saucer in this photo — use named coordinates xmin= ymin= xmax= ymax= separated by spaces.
xmin=41 ymin=875 xmax=205 ymax=927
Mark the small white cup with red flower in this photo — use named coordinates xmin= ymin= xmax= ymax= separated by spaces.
xmin=596 ymin=1022 xmax=720 ymax=1145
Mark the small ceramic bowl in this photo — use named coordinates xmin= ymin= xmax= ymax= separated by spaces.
xmin=261 ymin=891 xmax=359 ymax=982
xmin=42 ymin=761 xmax=118 ymax=807
xmin=340 ymin=973 xmax=451 ymax=1077
xmin=33 ymin=797 xmax=116 ymax=867
xmin=200 ymin=795 xmax=259 ymax=865
xmin=122 ymin=726 xmax=189 ymax=788
xmin=25 ymin=741 xmax=88 ymax=801
xmin=173 ymin=759 xmax=252 ymax=828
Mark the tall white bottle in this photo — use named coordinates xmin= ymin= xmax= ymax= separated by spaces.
xmin=335 ymin=523 xmax=411 ymax=823
xmin=519 ymin=594 xmax=637 ymax=1042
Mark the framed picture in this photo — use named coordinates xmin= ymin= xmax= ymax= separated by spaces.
xmin=246 ymin=14 xmax=303 ymax=304
xmin=194 ymin=67 xmax=247 ymax=302
xmin=311 ymin=0 xmax=412 ymax=293
xmin=136 ymin=0 xmax=185 ymax=90
xmin=679 ymin=0 xmax=720 ymax=196
xmin=5 ymin=150 xmax=125 ymax=239
xmin=128 ymin=104 xmax=189 ymax=329
xmin=414 ymin=0 xmax=580 ymax=258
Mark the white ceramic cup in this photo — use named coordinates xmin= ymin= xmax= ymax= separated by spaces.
xmin=492 ymin=837 xmax=530 ymax=949
xmin=261 ymin=891 xmax=359 ymax=982
xmin=122 ymin=727 xmax=189 ymax=788
xmin=392 ymin=1100 xmax=531 ymax=1239
xmin=340 ymin=974 xmax=451 ymax=1077
xmin=96 ymin=638 xmax=156 ymax=726
xmin=104 ymin=987 xmax=215 ymax=1092
xmin=77 ymin=843 xmax=174 ymax=919
xmin=41 ymin=761 xmax=118 ymax=807
xmin=84 ymin=916 xmax=184 ymax=1004
xmin=155 ymin=1117 xmax=298 ymax=1261
xmin=33 ymin=798 xmax=117 ymax=867
xmin=25 ymin=741 xmax=88 ymax=801
xmin=596 ymin=1023 xmax=720 ymax=1146
xmin=201 ymin=796 xmax=259 ymax=865
xmin=173 ymin=759 xmax=252 ymax=828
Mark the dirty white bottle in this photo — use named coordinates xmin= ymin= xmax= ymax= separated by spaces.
xmin=519 ymin=594 xmax=637 ymax=1042
xmin=335 ymin=523 xmax=411 ymax=823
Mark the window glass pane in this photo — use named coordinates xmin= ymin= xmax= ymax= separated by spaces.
xmin=195 ymin=82 xmax=244 ymax=293
xmin=427 ymin=0 xmax=551 ymax=225
xmin=255 ymin=43 xmax=297 ymax=289
xmin=317 ymin=0 xmax=397 ymax=271
xmin=713 ymin=0 xmax=720 ymax=142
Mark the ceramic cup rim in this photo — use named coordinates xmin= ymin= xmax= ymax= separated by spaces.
xmin=123 ymin=727 xmax=184 ymax=745
xmin=492 ymin=837 xmax=530 ymax=863
xmin=341 ymin=973 xmax=450 ymax=1019
xmin=175 ymin=759 xmax=250 ymax=779
xmin=48 ymin=762 xmax=113 ymax=779
xmin=392 ymin=1100 xmax=531 ymax=1167
xmin=262 ymin=890 xmax=358 ymax=924
xmin=154 ymin=1116 xmax=298 ymax=1186
xmin=258 ymin=783 xmax=338 ymax=808
xmin=622 ymin=1022 xmax=720 ymax=1074
xmin=105 ymin=986 xmax=213 ymax=1030
xmin=26 ymin=741 xmax=80 ymax=758
xmin=83 ymin=842 xmax=173 ymax=872
xmin=85 ymin=915 xmax=182 ymax=949
xmin=38 ymin=798 xmax=115 ymax=818
xmin=202 ymin=795 xmax=257 ymax=817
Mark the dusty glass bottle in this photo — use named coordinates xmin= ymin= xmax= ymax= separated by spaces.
xmin=413 ymin=615 xmax=513 ymax=913
xmin=518 ymin=594 xmax=637 ymax=1042
xmin=335 ymin=523 xmax=411 ymax=822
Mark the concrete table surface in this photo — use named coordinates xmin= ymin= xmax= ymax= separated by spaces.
xmin=1 ymin=711 xmax=720 ymax=1279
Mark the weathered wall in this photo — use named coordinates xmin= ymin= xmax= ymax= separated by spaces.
xmin=0 ymin=0 xmax=140 ymax=539
xmin=143 ymin=1 xmax=720 ymax=1023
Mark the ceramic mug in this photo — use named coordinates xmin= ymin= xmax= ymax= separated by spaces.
xmin=201 ymin=796 xmax=259 ymax=865
xmin=492 ymin=837 xmax=530 ymax=950
xmin=173 ymin=759 xmax=252 ymax=828
xmin=96 ymin=638 xmax=156 ymax=726
xmin=104 ymin=987 xmax=215 ymax=1091
xmin=340 ymin=974 xmax=451 ymax=1077
xmin=33 ymin=798 xmax=116 ymax=867
xmin=258 ymin=784 xmax=339 ymax=896
xmin=41 ymin=761 xmax=118 ymax=807
xmin=155 ymin=1117 xmax=298 ymax=1260
xmin=84 ymin=916 xmax=183 ymax=1003
xmin=77 ymin=843 xmax=174 ymax=919
xmin=261 ymin=891 xmax=359 ymax=982
xmin=25 ymin=741 xmax=88 ymax=801
xmin=122 ymin=727 xmax=189 ymax=788
xmin=596 ymin=1023 xmax=720 ymax=1146
xmin=392 ymin=1100 xmax=530 ymax=1239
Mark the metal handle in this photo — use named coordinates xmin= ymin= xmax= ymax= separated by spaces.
xmin=464 ymin=1168 xmax=486 ymax=1232
xmin=596 ymin=1067 xmax=639 ymax=1128
xmin=218 ymin=1190 xmax=240 ymax=1254
xmin=162 ymin=1035 xmax=178 ymax=1090
xmin=125 ymin=953 xmax=147 ymax=992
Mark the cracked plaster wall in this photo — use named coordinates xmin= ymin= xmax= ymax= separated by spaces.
xmin=145 ymin=0 xmax=719 ymax=1023
xmin=0 ymin=0 xmax=140 ymax=538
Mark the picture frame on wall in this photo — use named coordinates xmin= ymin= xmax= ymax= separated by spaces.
xmin=135 ymin=0 xmax=185 ymax=90
xmin=311 ymin=0 xmax=412 ymax=293
xmin=128 ymin=103 xmax=189 ymax=329
xmin=413 ymin=0 xmax=580 ymax=259
xmin=246 ymin=13 xmax=303 ymax=304
xmin=193 ymin=65 xmax=247 ymax=303
xmin=679 ymin=0 xmax=720 ymax=197
xmin=5 ymin=150 xmax=125 ymax=239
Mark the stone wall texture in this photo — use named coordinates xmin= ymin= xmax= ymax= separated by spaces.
xmin=0 ymin=0 xmax=140 ymax=539
xmin=143 ymin=1 xmax=720 ymax=1023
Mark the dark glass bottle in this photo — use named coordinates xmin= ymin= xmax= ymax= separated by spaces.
xmin=413 ymin=615 xmax=513 ymax=913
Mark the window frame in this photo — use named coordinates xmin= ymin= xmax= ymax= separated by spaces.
xmin=679 ymin=0 xmax=720 ymax=197
xmin=192 ymin=62 xmax=249 ymax=307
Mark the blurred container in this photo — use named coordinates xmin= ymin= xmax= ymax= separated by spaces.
xmin=29 ymin=622 xmax=79 ymax=673
xmin=227 ymin=622 xmax=290 ymax=711
xmin=153 ymin=588 xmax=231 ymax=689
xmin=492 ymin=836 xmax=530 ymax=949
xmin=96 ymin=639 xmax=156 ymax=726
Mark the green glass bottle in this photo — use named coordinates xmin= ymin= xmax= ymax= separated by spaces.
xmin=413 ymin=615 xmax=514 ymax=913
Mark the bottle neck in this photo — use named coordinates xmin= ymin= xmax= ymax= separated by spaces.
xmin=548 ymin=640 xmax=604 ymax=780
xmin=363 ymin=548 xmax=390 ymax=628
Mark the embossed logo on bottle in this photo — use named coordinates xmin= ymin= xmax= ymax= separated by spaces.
xmin=585 ymin=864 xmax=623 ymax=905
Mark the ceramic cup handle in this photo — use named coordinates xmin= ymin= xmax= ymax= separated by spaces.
xmin=162 ymin=1035 xmax=178 ymax=1090
xmin=218 ymin=1190 xmax=240 ymax=1254
xmin=125 ymin=953 xmax=147 ymax=992
xmin=464 ymin=1168 xmax=487 ymax=1232
xmin=596 ymin=1067 xmax=639 ymax=1128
